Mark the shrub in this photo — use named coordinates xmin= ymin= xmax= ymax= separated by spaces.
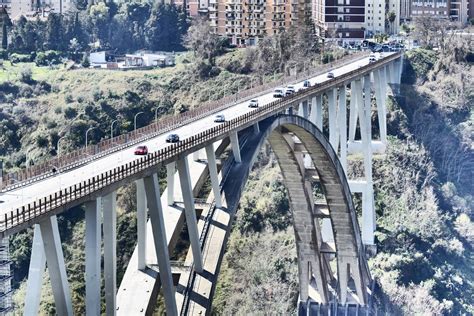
xmin=81 ymin=54 xmax=90 ymax=68
xmin=18 ymin=85 xmax=33 ymax=98
xmin=36 ymin=135 xmax=49 ymax=148
xmin=9 ymin=53 xmax=32 ymax=63
xmin=19 ymin=66 xmax=33 ymax=83
xmin=64 ymin=94 xmax=74 ymax=103
xmin=64 ymin=107 xmax=77 ymax=119
xmin=35 ymin=50 xmax=61 ymax=66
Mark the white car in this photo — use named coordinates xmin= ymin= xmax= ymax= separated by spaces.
xmin=285 ymin=86 xmax=296 ymax=96
xmin=273 ymin=88 xmax=285 ymax=98
xmin=248 ymin=99 xmax=259 ymax=107
xmin=369 ymin=54 xmax=376 ymax=63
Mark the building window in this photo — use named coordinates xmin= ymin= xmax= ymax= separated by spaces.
xmin=338 ymin=6 xmax=344 ymax=12
xmin=346 ymin=32 xmax=350 ymax=36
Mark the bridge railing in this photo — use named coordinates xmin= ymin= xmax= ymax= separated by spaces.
xmin=0 ymin=52 xmax=401 ymax=236
xmin=0 ymin=52 xmax=367 ymax=193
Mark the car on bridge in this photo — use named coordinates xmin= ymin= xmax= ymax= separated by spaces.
xmin=273 ymin=88 xmax=285 ymax=98
xmin=248 ymin=99 xmax=259 ymax=107
xmin=166 ymin=134 xmax=180 ymax=143
xmin=285 ymin=85 xmax=296 ymax=96
xmin=134 ymin=145 xmax=148 ymax=155
xmin=327 ymin=71 xmax=334 ymax=79
xmin=214 ymin=114 xmax=225 ymax=123
xmin=303 ymin=80 xmax=311 ymax=88
xmin=369 ymin=54 xmax=376 ymax=63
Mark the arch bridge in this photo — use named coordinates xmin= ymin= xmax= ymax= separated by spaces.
xmin=0 ymin=52 xmax=402 ymax=315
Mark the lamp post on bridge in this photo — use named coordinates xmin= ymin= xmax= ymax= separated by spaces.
xmin=154 ymin=107 xmax=159 ymax=123
xmin=57 ymin=135 xmax=67 ymax=156
xmin=110 ymin=120 xmax=119 ymax=138
xmin=85 ymin=127 xmax=96 ymax=149
xmin=134 ymin=112 xmax=144 ymax=131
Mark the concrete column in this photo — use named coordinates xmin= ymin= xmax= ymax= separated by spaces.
xmin=349 ymin=81 xmax=359 ymax=142
xmin=337 ymin=257 xmax=350 ymax=305
xmin=327 ymin=88 xmax=338 ymax=149
xmin=103 ymin=191 xmax=117 ymax=316
xmin=39 ymin=216 xmax=73 ymax=316
xmin=298 ymin=101 xmax=305 ymax=117
xmin=85 ymin=199 xmax=102 ymax=316
xmin=24 ymin=224 xmax=46 ymax=315
xmin=136 ymin=179 xmax=147 ymax=270
xmin=321 ymin=219 xmax=334 ymax=243
xmin=205 ymin=144 xmax=222 ymax=208
xmin=303 ymin=100 xmax=309 ymax=118
xmin=310 ymin=95 xmax=323 ymax=130
xmin=297 ymin=259 xmax=309 ymax=302
xmin=374 ymin=69 xmax=387 ymax=144
xmin=166 ymin=162 xmax=175 ymax=206
xmin=143 ymin=173 xmax=178 ymax=316
xmin=177 ymin=157 xmax=204 ymax=273
xmin=287 ymin=106 xmax=294 ymax=115
xmin=229 ymin=131 xmax=241 ymax=163
xmin=359 ymin=76 xmax=375 ymax=245
xmin=253 ymin=122 xmax=260 ymax=134
xmin=338 ymin=86 xmax=347 ymax=172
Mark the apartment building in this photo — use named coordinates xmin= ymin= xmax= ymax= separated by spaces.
xmin=313 ymin=0 xmax=366 ymax=40
xmin=406 ymin=0 xmax=470 ymax=23
xmin=10 ymin=0 xmax=74 ymax=20
xmin=207 ymin=0 xmax=307 ymax=45
xmin=0 ymin=0 xmax=10 ymax=16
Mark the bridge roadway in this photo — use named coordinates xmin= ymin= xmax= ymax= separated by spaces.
xmin=0 ymin=53 xmax=394 ymax=232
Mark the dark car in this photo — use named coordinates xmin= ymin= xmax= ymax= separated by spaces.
xmin=134 ymin=145 xmax=148 ymax=155
xmin=166 ymin=134 xmax=180 ymax=143
xmin=327 ymin=71 xmax=334 ymax=79
xmin=303 ymin=80 xmax=311 ymax=88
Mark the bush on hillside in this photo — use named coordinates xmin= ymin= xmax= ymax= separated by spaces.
xmin=35 ymin=50 xmax=62 ymax=66
xmin=9 ymin=53 xmax=33 ymax=63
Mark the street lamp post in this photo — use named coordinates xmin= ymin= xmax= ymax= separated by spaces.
xmin=57 ymin=136 xmax=67 ymax=156
xmin=111 ymin=120 xmax=118 ymax=138
xmin=134 ymin=112 xmax=144 ymax=131
xmin=85 ymin=127 xmax=96 ymax=149
xmin=154 ymin=108 xmax=159 ymax=123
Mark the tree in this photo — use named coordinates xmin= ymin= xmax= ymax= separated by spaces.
xmin=81 ymin=53 xmax=90 ymax=68
xmin=183 ymin=17 xmax=225 ymax=66
xmin=145 ymin=4 xmax=188 ymax=51
xmin=45 ymin=13 xmax=64 ymax=50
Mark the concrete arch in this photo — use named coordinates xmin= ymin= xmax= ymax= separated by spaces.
xmin=223 ymin=114 xmax=371 ymax=307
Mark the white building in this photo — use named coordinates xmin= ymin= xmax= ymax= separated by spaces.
xmin=10 ymin=0 xmax=73 ymax=20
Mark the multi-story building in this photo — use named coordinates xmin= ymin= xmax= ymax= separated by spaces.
xmin=313 ymin=0 xmax=366 ymax=40
xmin=10 ymin=0 xmax=74 ymax=20
xmin=207 ymin=0 xmax=307 ymax=45
xmin=406 ymin=0 xmax=470 ymax=23
xmin=0 ymin=0 xmax=10 ymax=16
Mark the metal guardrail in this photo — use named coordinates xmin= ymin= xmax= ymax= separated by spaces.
xmin=0 ymin=52 xmax=367 ymax=193
xmin=0 ymin=52 xmax=402 ymax=237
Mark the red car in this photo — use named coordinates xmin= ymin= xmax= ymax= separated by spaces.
xmin=134 ymin=145 xmax=148 ymax=155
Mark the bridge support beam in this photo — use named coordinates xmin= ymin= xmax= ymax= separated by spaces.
xmin=85 ymin=198 xmax=102 ymax=316
xmin=359 ymin=76 xmax=375 ymax=245
xmin=229 ymin=131 xmax=241 ymax=163
xmin=177 ymin=156 xmax=204 ymax=273
xmin=205 ymin=144 xmax=222 ymax=208
xmin=24 ymin=224 xmax=46 ymax=315
xmin=103 ymin=191 xmax=117 ymax=316
xmin=338 ymin=86 xmax=347 ymax=172
xmin=349 ymin=80 xmax=359 ymax=143
xmin=309 ymin=95 xmax=323 ymax=130
xmin=136 ymin=179 xmax=147 ymax=270
xmin=253 ymin=122 xmax=260 ymax=134
xmin=143 ymin=173 xmax=178 ymax=316
xmin=374 ymin=69 xmax=387 ymax=144
xmin=327 ymin=88 xmax=338 ymax=149
xmin=167 ymin=162 xmax=176 ymax=206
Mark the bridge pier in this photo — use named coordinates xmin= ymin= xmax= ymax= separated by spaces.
xmin=338 ymin=86 xmax=347 ymax=172
xmin=374 ymin=68 xmax=387 ymax=144
xmin=229 ymin=131 xmax=242 ymax=163
xmin=167 ymin=162 xmax=176 ymax=206
xmin=85 ymin=198 xmax=102 ymax=315
xmin=328 ymin=88 xmax=338 ymax=150
xmin=143 ymin=173 xmax=178 ymax=316
xmin=205 ymin=144 xmax=222 ymax=208
xmin=177 ymin=156 xmax=204 ymax=273
xmin=25 ymin=216 xmax=73 ymax=316
xmin=348 ymin=80 xmax=359 ymax=143
xmin=103 ymin=191 xmax=117 ymax=316
xmin=136 ymin=179 xmax=147 ymax=270
xmin=309 ymin=94 xmax=323 ymax=130
xmin=253 ymin=122 xmax=260 ymax=134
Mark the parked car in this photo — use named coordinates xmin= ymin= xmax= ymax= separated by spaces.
xmin=134 ymin=145 xmax=148 ymax=155
xmin=327 ymin=71 xmax=334 ymax=79
xmin=285 ymin=85 xmax=296 ymax=96
xmin=166 ymin=134 xmax=180 ymax=143
xmin=273 ymin=88 xmax=285 ymax=98
xmin=249 ymin=99 xmax=259 ymax=107
xmin=381 ymin=44 xmax=390 ymax=52
xmin=369 ymin=54 xmax=376 ymax=63
xmin=214 ymin=114 xmax=225 ymax=123
xmin=375 ymin=52 xmax=384 ymax=60
xmin=303 ymin=80 xmax=311 ymax=88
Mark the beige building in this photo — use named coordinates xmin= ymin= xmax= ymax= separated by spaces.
xmin=206 ymin=0 xmax=309 ymax=45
